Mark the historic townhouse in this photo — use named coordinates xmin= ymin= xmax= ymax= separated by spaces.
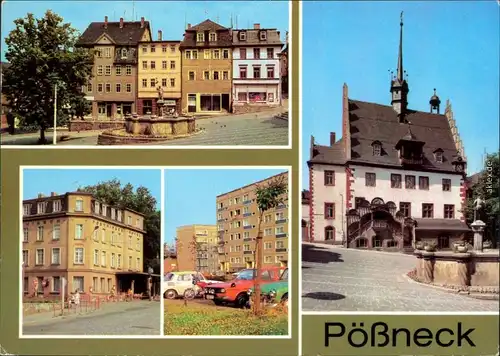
xmin=231 ymin=24 xmax=283 ymax=113
xmin=137 ymin=30 xmax=182 ymax=115
xmin=77 ymin=16 xmax=152 ymax=120
xmin=180 ymin=20 xmax=232 ymax=114
xmin=175 ymin=224 xmax=218 ymax=274
xmin=307 ymin=16 xmax=469 ymax=251
xmin=22 ymin=192 xmax=145 ymax=297
xmin=216 ymin=172 xmax=289 ymax=273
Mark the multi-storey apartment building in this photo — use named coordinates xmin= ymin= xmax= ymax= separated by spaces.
xmin=22 ymin=192 xmax=145 ymax=297
xmin=307 ymin=16 xmax=469 ymax=251
xmin=180 ymin=20 xmax=232 ymax=114
xmin=77 ymin=16 xmax=152 ymax=120
xmin=175 ymin=225 xmax=218 ymax=274
xmin=231 ymin=24 xmax=283 ymax=114
xmin=137 ymin=30 xmax=182 ymax=115
xmin=216 ymin=172 xmax=289 ymax=273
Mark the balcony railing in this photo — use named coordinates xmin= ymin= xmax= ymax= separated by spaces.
xmin=243 ymin=200 xmax=252 ymax=205
xmin=276 ymin=204 xmax=286 ymax=210
xmin=276 ymin=233 xmax=287 ymax=238
xmin=243 ymin=225 xmax=252 ymax=230
xmin=243 ymin=250 xmax=253 ymax=255
xmin=275 ymin=219 xmax=287 ymax=224
xmin=243 ymin=237 xmax=252 ymax=242
xmin=243 ymin=212 xmax=252 ymax=217
xmin=275 ymin=248 xmax=287 ymax=253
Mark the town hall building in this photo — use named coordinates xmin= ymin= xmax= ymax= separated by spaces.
xmin=306 ymin=14 xmax=470 ymax=251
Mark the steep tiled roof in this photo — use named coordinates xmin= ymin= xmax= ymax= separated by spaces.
xmin=76 ymin=21 xmax=150 ymax=46
xmin=180 ymin=19 xmax=232 ymax=48
xmin=309 ymin=99 xmax=461 ymax=173
xmin=232 ymin=29 xmax=283 ymax=46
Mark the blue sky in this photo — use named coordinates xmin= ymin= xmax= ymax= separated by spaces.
xmin=302 ymin=1 xmax=499 ymax=189
xmin=164 ymin=168 xmax=288 ymax=244
xmin=22 ymin=168 xmax=162 ymax=209
xmin=1 ymin=1 xmax=289 ymax=61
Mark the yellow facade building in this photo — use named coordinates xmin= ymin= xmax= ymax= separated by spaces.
xmin=137 ymin=30 xmax=182 ymax=115
xmin=175 ymin=224 xmax=218 ymax=274
xmin=22 ymin=192 xmax=145 ymax=297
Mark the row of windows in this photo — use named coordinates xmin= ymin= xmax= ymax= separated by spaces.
xmin=141 ymin=43 xmax=178 ymax=54
xmin=227 ymin=214 xmax=287 ymax=229
xmin=219 ymin=211 xmax=286 ymax=223
xmin=185 ymin=49 xmax=230 ymax=60
xmin=218 ymin=190 xmax=287 ymax=210
xmin=22 ymin=247 xmax=140 ymax=268
xmin=322 ymin=202 xmax=456 ymax=219
xmin=323 ymin=170 xmax=452 ymax=191
xmin=238 ymin=65 xmax=275 ymax=79
xmin=237 ymin=47 xmax=275 ymax=60
xmin=86 ymin=83 xmax=132 ymax=94
xmin=186 ymin=70 xmax=229 ymax=81
xmin=96 ymin=65 xmax=133 ymax=76
xmin=141 ymin=60 xmax=176 ymax=70
xmin=226 ymin=226 xmax=287 ymax=237
xmin=141 ymin=78 xmax=176 ymax=88
xmin=24 ymin=225 xmax=141 ymax=249
xmin=228 ymin=240 xmax=286 ymax=252
xmin=229 ymin=255 xmax=284 ymax=264
xmin=24 ymin=276 xmax=113 ymax=294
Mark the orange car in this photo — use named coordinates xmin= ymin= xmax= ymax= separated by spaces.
xmin=204 ymin=267 xmax=283 ymax=308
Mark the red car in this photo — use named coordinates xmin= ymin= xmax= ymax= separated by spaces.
xmin=204 ymin=267 xmax=283 ymax=308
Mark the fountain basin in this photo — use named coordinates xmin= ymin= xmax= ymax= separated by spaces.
xmin=97 ymin=114 xmax=197 ymax=145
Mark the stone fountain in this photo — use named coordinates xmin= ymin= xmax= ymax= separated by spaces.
xmin=97 ymin=85 xmax=197 ymax=145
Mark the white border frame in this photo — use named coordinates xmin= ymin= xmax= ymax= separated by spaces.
xmin=19 ymin=165 xmax=293 ymax=340
xmin=2 ymin=1 xmax=293 ymax=150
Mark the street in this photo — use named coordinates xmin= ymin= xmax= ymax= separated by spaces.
xmin=302 ymin=243 xmax=499 ymax=312
xmin=23 ymin=301 xmax=161 ymax=335
xmin=1 ymin=111 xmax=289 ymax=146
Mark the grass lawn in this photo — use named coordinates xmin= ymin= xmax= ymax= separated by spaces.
xmin=164 ymin=299 xmax=288 ymax=336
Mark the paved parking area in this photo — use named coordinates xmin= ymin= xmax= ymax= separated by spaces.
xmin=302 ymin=243 xmax=499 ymax=312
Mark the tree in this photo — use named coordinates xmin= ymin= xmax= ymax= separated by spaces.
xmin=3 ymin=10 xmax=93 ymax=143
xmin=78 ymin=179 xmax=161 ymax=274
xmin=253 ymin=174 xmax=288 ymax=315
xmin=463 ymin=152 xmax=499 ymax=246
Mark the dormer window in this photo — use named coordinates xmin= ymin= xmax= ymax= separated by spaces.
xmin=209 ymin=32 xmax=217 ymax=42
xmin=121 ymin=48 xmax=128 ymax=59
xmin=259 ymin=31 xmax=267 ymax=41
xmin=197 ymin=32 xmax=205 ymax=42
xmin=371 ymin=141 xmax=382 ymax=156
xmin=433 ymin=148 xmax=444 ymax=163
xmin=239 ymin=31 xmax=247 ymax=41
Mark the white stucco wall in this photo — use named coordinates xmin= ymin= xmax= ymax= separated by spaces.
xmin=310 ymin=164 xmax=347 ymax=242
xmin=350 ymin=165 xmax=464 ymax=219
xmin=301 ymin=203 xmax=310 ymax=223
xmin=232 ymin=47 xmax=281 ymax=79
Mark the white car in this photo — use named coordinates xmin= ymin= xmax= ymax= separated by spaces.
xmin=162 ymin=271 xmax=223 ymax=299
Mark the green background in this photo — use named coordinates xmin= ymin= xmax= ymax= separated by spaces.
xmin=0 ymin=1 xmax=299 ymax=355
xmin=302 ymin=315 xmax=499 ymax=356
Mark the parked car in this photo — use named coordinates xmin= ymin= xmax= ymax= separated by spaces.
xmin=204 ymin=267 xmax=284 ymax=308
xmin=163 ymin=271 xmax=222 ymax=299
xmin=247 ymin=268 xmax=288 ymax=308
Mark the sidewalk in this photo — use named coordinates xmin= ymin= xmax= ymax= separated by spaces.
xmin=303 ymin=241 xmax=415 ymax=257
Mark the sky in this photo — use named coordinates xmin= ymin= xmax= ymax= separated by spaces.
xmin=22 ymin=168 xmax=162 ymax=209
xmin=1 ymin=0 xmax=289 ymax=61
xmin=164 ymin=168 xmax=288 ymax=245
xmin=302 ymin=1 xmax=499 ymax=189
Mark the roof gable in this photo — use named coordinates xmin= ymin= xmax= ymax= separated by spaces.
xmin=95 ymin=32 xmax=115 ymax=45
xmin=77 ymin=21 xmax=150 ymax=46
xmin=190 ymin=19 xmax=227 ymax=32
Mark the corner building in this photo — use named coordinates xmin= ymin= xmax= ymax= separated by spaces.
xmin=22 ymin=192 xmax=145 ymax=296
xmin=307 ymin=16 xmax=469 ymax=251
xmin=216 ymin=172 xmax=289 ymax=273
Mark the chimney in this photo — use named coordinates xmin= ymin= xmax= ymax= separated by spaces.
xmin=50 ymin=192 xmax=57 ymax=197
xmin=330 ymin=132 xmax=336 ymax=146
xmin=140 ymin=17 xmax=145 ymax=28
xmin=158 ymin=30 xmax=162 ymax=41
xmin=104 ymin=16 xmax=108 ymax=29
xmin=254 ymin=23 xmax=260 ymax=30
xmin=37 ymin=193 xmax=44 ymax=198
xmin=187 ymin=23 xmax=191 ymax=29
xmin=119 ymin=17 xmax=124 ymax=28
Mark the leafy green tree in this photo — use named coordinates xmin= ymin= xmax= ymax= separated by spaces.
xmin=464 ymin=152 xmax=499 ymax=246
xmin=78 ymin=179 xmax=161 ymax=274
xmin=3 ymin=10 xmax=93 ymax=143
xmin=253 ymin=173 xmax=288 ymax=315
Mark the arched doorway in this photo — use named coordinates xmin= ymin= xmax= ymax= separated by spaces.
xmin=325 ymin=226 xmax=335 ymax=241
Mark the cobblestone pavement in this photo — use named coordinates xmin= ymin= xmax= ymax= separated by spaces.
xmin=23 ymin=301 xmax=161 ymax=335
xmin=302 ymin=243 xmax=500 ymax=312
xmin=1 ymin=112 xmax=289 ymax=146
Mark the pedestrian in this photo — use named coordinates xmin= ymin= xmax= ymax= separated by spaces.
xmin=147 ymin=277 xmax=152 ymax=301
xmin=109 ymin=285 xmax=116 ymax=301
xmin=127 ymin=287 xmax=133 ymax=302
xmin=73 ymin=289 xmax=80 ymax=306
